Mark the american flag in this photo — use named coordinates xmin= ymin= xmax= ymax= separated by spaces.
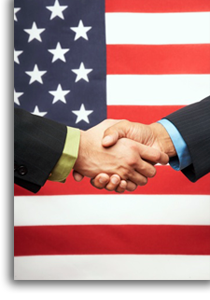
xmin=14 ymin=0 xmax=210 ymax=280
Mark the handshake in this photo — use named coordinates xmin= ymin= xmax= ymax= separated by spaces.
xmin=72 ymin=119 xmax=176 ymax=193
xmin=15 ymin=98 xmax=210 ymax=193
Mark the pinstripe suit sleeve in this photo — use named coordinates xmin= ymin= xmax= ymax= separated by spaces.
xmin=164 ymin=96 xmax=210 ymax=182
xmin=14 ymin=108 xmax=67 ymax=193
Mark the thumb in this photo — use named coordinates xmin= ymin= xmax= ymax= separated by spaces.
xmin=102 ymin=122 xmax=127 ymax=147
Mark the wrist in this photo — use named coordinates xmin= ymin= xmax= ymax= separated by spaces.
xmin=149 ymin=122 xmax=176 ymax=157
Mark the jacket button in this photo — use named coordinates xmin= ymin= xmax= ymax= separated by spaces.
xmin=18 ymin=165 xmax=28 ymax=176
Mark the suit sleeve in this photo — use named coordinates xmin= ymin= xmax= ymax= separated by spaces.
xmin=164 ymin=96 xmax=210 ymax=182
xmin=14 ymin=108 xmax=67 ymax=193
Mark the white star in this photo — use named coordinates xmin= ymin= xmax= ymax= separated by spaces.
xmin=72 ymin=104 xmax=93 ymax=124
xmin=49 ymin=84 xmax=70 ymax=104
xmin=14 ymin=89 xmax=24 ymax=105
xmin=14 ymin=49 xmax=23 ymax=64
xmin=31 ymin=106 xmax=47 ymax=117
xmin=46 ymin=0 xmax=68 ymax=20
xmin=48 ymin=42 xmax=70 ymax=63
xmin=70 ymin=20 xmax=92 ymax=41
xmin=24 ymin=22 xmax=45 ymax=42
xmin=25 ymin=64 xmax=47 ymax=84
xmin=72 ymin=62 xmax=93 ymax=82
xmin=14 ymin=8 xmax=21 ymax=22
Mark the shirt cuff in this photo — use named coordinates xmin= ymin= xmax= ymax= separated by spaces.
xmin=49 ymin=126 xmax=80 ymax=182
xmin=158 ymin=119 xmax=192 ymax=171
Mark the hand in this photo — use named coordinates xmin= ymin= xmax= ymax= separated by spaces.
xmin=89 ymin=120 xmax=174 ymax=192
xmin=102 ymin=120 xmax=176 ymax=157
xmin=73 ymin=119 xmax=137 ymax=192
xmin=74 ymin=135 xmax=160 ymax=186
xmin=73 ymin=119 xmax=169 ymax=191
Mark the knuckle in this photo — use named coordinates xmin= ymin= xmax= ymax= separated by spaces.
xmin=126 ymin=155 xmax=138 ymax=166
xmin=129 ymin=143 xmax=138 ymax=151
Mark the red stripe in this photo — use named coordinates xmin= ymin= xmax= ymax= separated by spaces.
xmin=14 ymin=225 xmax=210 ymax=256
xmin=107 ymin=105 xmax=185 ymax=123
xmin=14 ymin=165 xmax=210 ymax=196
xmin=107 ymin=45 xmax=210 ymax=75
xmin=106 ymin=0 xmax=210 ymax=13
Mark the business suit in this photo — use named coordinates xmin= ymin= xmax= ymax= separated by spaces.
xmin=14 ymin=108 xmax=67 ymax=193
xmin=165 ymin=96 xmax=210 ymax=182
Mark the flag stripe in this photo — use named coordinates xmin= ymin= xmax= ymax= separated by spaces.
xmin=106 ymin=0 xmax=210 ymax=13
xmin=107 ymin=44 xmax=210 ymax=75
xmin=14 ymin=195 xmax=210 ymax=226
xmin=107 ymin=105 xmax=185 ymax=123
xmin=14 ymin=255 xmax=210 ymax=280
xmin=14 ymin=0 xmax=210 ymax=281
xmin=14 ymin=225 xmax=210 ymax=256
xmin=14 ymin=166 xmax=210 ymax=196
xmin=107 ymin=75 xmax=210 ymax=105
xmin=105 ymin=13 xmax=210 ymax=45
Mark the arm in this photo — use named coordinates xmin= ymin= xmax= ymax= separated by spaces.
xmin=163 ymin=96 xmax=210 ymax=181
xmin=14 ymin=108 xmax=68 ymax=193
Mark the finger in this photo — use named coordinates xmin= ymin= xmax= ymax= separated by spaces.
xmin=91 ymin=173 xmax=110 ymax=189
xmin=105 ymin=174 xmax=121 ymax=191
xmin=135 ymin=161 xmax=157 ymax=178
xmin=115 ymin=180 xmax=138 ymax=193
xmin=127 ymin=171 xmax=148 ymax=186
xmin=137 ymin=143 xmax=169 ymax=165
xmin=126 ymin=180 xmax=138 ymax=192
xmin=158 ymin=151 xmax=169 ymax=165
xmin=115 ymin=180 xmax=127 ymax=193
xmin=73 ymin=171 xmax=84 ymax=182
xmin=102 ymin=122 xmax=128 ymax=147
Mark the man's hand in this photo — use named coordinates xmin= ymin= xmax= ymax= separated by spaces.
xmin=102 ymin=120 xmax=176 ymax=157
xmin=73 ymin=120 xmax=169 ymax=191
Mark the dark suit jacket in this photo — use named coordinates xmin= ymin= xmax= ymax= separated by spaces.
xmin=165 ymin=96 xmax=210 ymax=182
xmin=14 ymin=108 xmax=67 ymax=193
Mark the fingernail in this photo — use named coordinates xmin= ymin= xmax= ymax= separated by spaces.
xmin=119 ymin=181 xmax=126 ymax=188
xmin=99 ymin=177 xmax=107 ymax=184
xmin=111 ymin=176 xmax=119 ymax=184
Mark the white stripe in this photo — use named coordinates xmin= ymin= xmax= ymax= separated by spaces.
xmin=14 ymin=195 xmax=210 ymax=226
xmin=14 ymin=255 xmax=210 ymax=280
xmin=105 ymin=12 xmax=210 ymax=45
xmin=107 ymin=74 xmax=210 ymax=105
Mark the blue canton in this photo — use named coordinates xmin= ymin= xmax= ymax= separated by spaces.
xmin=14 ymin=0 xmax=107 ymax=130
